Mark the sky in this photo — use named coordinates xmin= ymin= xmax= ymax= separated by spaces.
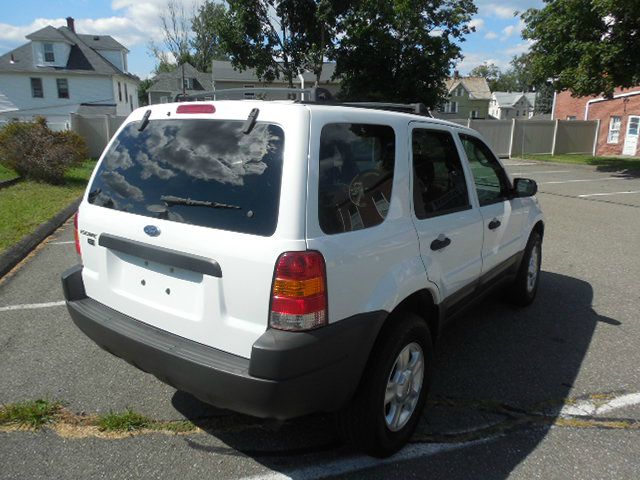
xmin=0 ymin=0 xmax=544 ymax=79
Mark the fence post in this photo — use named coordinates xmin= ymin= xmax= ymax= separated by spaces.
xmin=508 ymin=118 xmax=516 ymax=158
xmin=467 ymin=118 xmax=471 ymax=128
xmin=551 ymin=119 xmax=559 ymax=156
xmin=592 ymin=119 xmax=600 ymax=156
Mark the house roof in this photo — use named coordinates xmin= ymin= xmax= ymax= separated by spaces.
xmin=446 ymin=77 xmax=492 ymax=100
xmin=149 ymin=63 xmax=213 ymax=93
xmin=0 ymin=25 xmax=136 ymax=80
xmin=492 ymin=92 xmax=535 ymax=109
xmin=26 ymin=26 xmax=73 ymax=44
xmin=446 ymin=77 xmax=491 ymax=99
xmin=77 ymin=34 xmax=128 ymax=52
xmin=211 ymin=60 xmax=338 ymax=84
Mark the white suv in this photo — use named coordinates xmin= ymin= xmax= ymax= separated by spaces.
xmin=62 ymin=98 xmax=544 ymax=457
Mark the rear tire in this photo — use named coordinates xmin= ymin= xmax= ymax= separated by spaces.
xmin=337 ymin=313 xmax=433 ymax=457
xmin=510 ymin=231 xmax=542 ymax=306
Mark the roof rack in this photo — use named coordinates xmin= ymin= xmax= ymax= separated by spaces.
xmin=174 ymin=87 xmax=432 ymax=118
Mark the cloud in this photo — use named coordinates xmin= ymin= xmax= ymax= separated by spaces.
xmin=476 ymin=1 xmax=544 ymax=18
xmin=469 ymin=18 xmax=485 ymax=32
xmin=484 ymin=31 xmax=498 ymax=40
xmin=0 ymin=1 xmax=209 ymax=50
xmin=500 ymin=19 xmax=525 ymax=41
xmin=504 ymin=41 xmax=533 ymax=56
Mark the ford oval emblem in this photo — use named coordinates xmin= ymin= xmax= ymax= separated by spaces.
xmin=144 ymin=225 xmax=161 ymax=237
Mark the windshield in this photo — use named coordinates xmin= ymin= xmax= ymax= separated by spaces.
xmin=88 ymin=119 xmax=285 ymax=236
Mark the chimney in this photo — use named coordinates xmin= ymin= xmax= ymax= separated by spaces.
xmin=10 ymin=53 xmax=15 ymax=64
xmin=454 ymin=70 xmax=460 ymax=79
xmin=66 ymin=17 xmax=75 ymax=33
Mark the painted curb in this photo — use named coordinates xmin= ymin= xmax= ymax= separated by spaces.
xmin=0 ymin=196 xmax=81 ymax=278
xmin=0 ymin=177 xmax=20 ymax=190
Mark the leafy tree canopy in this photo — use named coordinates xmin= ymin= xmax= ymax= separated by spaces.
xmin=522 ymin=0 xmax=640 ymax=97
xmin=332 ymin=0 xmax=476 ymax=107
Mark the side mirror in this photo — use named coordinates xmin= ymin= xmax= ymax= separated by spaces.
xmin=513 ymin=178 xmax=538 ymax=197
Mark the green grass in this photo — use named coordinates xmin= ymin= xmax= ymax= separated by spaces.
xmin=97 ymin=409 xmax=152 ymax=432
xmin=520 ymin=154 xmax=640 ymax=173
xmin=0 ymin=163 xmax=17 ymax=181
xmin=0 ymin=399 xmax=62 ymax=429
xmin=96 ymin=409 xmax=196 ymax=433
xmin=0 ymin=160 xmax=96 ymax=253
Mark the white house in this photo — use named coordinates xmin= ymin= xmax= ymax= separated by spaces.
xmin=0 ymin=17 xmax=139 ymax=129
xmin=489 ymin=92 xmax=536 ymax=120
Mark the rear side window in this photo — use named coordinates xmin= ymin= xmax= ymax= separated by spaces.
xmin=318 ymin=123 xmax=395 ymax=234
xmin=88 ymin=120 xmax=284 ymax=236
xmin=412 ymin=129 xmax=470 ymax=218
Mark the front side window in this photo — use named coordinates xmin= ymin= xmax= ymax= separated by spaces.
xmin=56 ymin=78 xmax=69 ymax=99
xmin=460 ymin=134 xmax=511 ymax=206
xmin=30 ymin=78 xmax=43 ymax=98
xmin=318 ymin=123 xmax=395 ymax=234
xmin=412 ymin=129 xmax=470 ymax=219
xmin=88 ymin=120 xmax=285 ymax=236
xmin=608 ymin=116 xmax=621 ymax=143
xmin=43 ymin=43 xmax=55 ymax=62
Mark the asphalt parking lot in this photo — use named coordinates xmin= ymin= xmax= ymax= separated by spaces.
xmin=1 ymin=159 xmax=639 ymax=479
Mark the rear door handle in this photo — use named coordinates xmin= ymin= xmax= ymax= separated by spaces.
xmin=488 ymin=218 xmax=501 ymax=230
xmin=430 ymin=234 xmax=451 ymax=251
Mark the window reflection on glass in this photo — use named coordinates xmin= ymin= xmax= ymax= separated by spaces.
xmin=88 ymin=120 xmax=285 ymax=236
xmin=460 ymin=134 xmax=510 ymax=206
xmin=318 ymin=123 xmax=395 ymax=234
xmin=412 ymin=129 xmax=470 ymax=219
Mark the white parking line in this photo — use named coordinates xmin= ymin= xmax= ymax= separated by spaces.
xmin=540 ymin=177 xmax=629 ymax=185
xmin=243 ymin=440 xmax=485 ymax=480
xmin=511 ymin=170 xmax=570 ymax=175
xmin=560 ymin=392 xmax=640 ymax=417
xmin=578 ymin=190 xmax=640 ymax=198
xmin=0 ymin=301 xmax=66 ymax=312
xmin=49 ymin=241 xmax=75 ymax=245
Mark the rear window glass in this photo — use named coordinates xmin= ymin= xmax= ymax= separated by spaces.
xmin=318 ymin=123 xmax=395 ymax=234
xmin=88 ymin=119 xmax=284 ymax=236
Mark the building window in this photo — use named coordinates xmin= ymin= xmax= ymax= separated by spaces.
xmin=43 ymin=43 xmax=55 ymax=62
xmin=566 ymin=115 xmax=576 ymax=121
xmin=30 ymin=78 xmax=43 ymax=98
xmin=118 ymin=82 xmax=122 ymax=102
xmin=56 ymin=79 xmax=69 ymax=99
xmin=608 ymin=116 xmax=621 ymax=144
xmin=243 ymin=84 xmax=255 ymax=99
xmin=470 ymin=110 xmax=479 ymax=119
xmin=124 ymin=83 xmax=128 ymax=99
xmin=183 ymin=78 xmax=195 ymax=90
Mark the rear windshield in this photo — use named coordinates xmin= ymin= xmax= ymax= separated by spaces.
xmin=88 ymin=119 xmax=285 ymax=236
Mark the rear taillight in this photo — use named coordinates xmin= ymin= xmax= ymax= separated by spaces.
xmin=270 ymin=251 xmax=327 ymax=331
xmin=73 ymin=211 xmax=81 ymax=256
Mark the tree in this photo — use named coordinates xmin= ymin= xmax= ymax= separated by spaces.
xmin=191 ymin=1 xmax=229 ymax=72
xmin=216 ymin=0 xmax=332 ymax=88
xmin=138 ymin=78 xmax=154 ymax=106
xmin=332 ymin=0 xmax=477 ymax=107
xmin=469 ymin=63 xmax=501 ymax=86
xmin=522 ymin=0 xmax=640 ymax=97
xmin=148 ymin=0 xmax=194 ymax=70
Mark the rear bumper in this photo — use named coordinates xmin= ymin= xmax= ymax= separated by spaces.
xmin=62 ymin=265 xmax=386 ymax=420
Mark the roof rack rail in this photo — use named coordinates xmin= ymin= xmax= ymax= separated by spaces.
xmin=174 ymin=86 xmax=333 ymax=103
xmin=174 ymin=87 xmax=432 ymax=117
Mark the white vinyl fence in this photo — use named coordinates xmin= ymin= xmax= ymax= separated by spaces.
xmin=455 ymin=118 xmax=599 ymax=158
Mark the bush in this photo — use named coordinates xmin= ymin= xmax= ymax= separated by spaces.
xmin=0 ymin=117 xmax=88 ymax=184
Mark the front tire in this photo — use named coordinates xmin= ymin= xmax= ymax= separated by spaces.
xmin=337 ymin=313 xmax=433 ymax=457
xmin=510 ymin=231 xmax=542 ymax=306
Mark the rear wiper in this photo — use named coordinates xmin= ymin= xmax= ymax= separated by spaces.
xmin=161 ymin=195 xmax=241 ymax=210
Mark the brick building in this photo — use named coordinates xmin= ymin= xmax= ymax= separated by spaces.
xmin=552 ymin=86 xmax=640 ymax=156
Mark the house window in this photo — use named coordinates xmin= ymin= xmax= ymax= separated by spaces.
xmin=456 ymin=86 xmax=465 ymax=97
xmin=243 ymin=84 xmax=255 ymax=99
xmin=608 ymin=116 xmax=621 ymax=144
xmin=56 ymin=79 xmax=69 ymax=99
xmin=516 ymin=110 xmax=520 ymax=117
xmin=470 ymin=110 xmax=479 ymax=119
xmin=183 ymin=78 xmax=195 ymax=90
xmin=160 ymin=96 xmax=169 ymax=103
xmin=43 ymin=43 xmax=55 ymax=62
xmin=129 ymin=94 xmax=133 ymax=110
xmin=118 ymin=82 xmax=122 ymax=102
xmin=124 ymin=83 xmax=128 ymax=99
xmin=30 ymin=78 xmax=43 ymax=98
xmin=566 ymin=115 xmax=576 ymax=121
